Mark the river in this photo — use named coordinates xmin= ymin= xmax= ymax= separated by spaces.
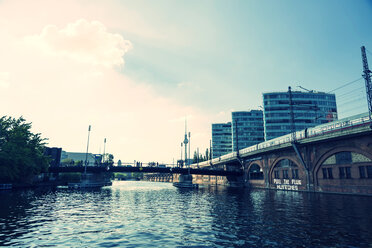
xmin=1 ymin=181 xmax=372 ymax=247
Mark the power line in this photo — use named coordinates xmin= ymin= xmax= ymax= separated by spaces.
xmin=336 ymin=86 xmax=364 ymax=98
xmin=336 ymin=90 xmax=365 ymax=101
xmin=337 ymin=97 xmax=365 ymax=108
xmin=337 ymin=93 xmax=365 ymax=104
xmin=340 ymin=104 xmax=367 ymax=114
xmin=327 ymin=77 xmax=363 ymax=93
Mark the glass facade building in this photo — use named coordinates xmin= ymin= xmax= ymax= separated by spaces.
xmin=212 ymin=122 xmax=232 ymax=158
xmin=232 ymin=110 xmax=264 ymax=152
xmin=263 ymin=90 xmax=337 ymax=141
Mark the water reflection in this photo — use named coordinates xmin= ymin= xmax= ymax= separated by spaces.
xmin=1 ymin=182 xmax=372 ymax=247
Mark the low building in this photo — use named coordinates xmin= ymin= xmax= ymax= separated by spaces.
xmin=61 ymin=151 xmax=102 ymax=166
xmin=44 ymin=147 xmax=62 ymax=167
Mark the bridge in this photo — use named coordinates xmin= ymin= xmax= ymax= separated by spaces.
xmin=191 ymin=112 xmax=372 ymax=195
xmin=50 ymin=112 xmax=372 ymax=195
xmin=49 ymin=165 xmax=242 ymax=176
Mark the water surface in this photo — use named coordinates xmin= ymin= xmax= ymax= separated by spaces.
xmin=1 ymin=181 xmax=372 ymax=247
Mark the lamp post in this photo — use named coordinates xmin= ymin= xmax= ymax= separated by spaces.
xmin=84 ymin=125 xmax=91 ymax=174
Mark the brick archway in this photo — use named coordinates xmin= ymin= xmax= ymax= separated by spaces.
xmin=245 ymin=161 xmax=265 ymax=188
xmin=247 ymin=162 xmax=264 ymax=179
xmin=268 ymin=156 xmax=307 ymax=190
xmin=313 ymin=146 xmax=372 ymax=188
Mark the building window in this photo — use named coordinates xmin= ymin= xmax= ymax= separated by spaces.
xmin=274 ymin=170 xmax=280 ymax=179
xmin=322 ymin=167 xmax=334 ymax=179
xmin=322 ymin=168 xmax=328 ymax=179
xmin=335 ymin=152 xmax=352 ymax=164
xmin=292 ymin=169 xmax=299 ymax=179
xmin=367 ymin=166 xmax=372 ymax=178
xmin=339 ymin=167 xmax=345 ymax=179
xmin=327 ymin=168 xmax=333 ymax=179
xmin=359 ymin=166 xmax=366 ymax=179
xmin=339 ymin=167 xmax=351 ymax=179
xmin=283 ymin=170 xmax=289 ymax=179
xmin=346 ymin=167 xmax=351 ymax=178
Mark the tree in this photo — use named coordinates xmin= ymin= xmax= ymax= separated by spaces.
xmin=61 ymin=158 xmax=74 ymax=166
xmin=0 ymin=116 xmax=49 ymax=183
xmin=205 ymin=148 xmax=209 ymax=161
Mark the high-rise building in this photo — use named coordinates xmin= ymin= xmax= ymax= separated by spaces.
xmin=232 ymin=110 xmax=265 ymax=152
xmin=212 ymin=122 xmax=232 ymax=158
xmin=263 ymin=89 xmax=337 ymax=141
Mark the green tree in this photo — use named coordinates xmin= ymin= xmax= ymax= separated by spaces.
xmin=205 ymin=148 xmax=209 ymax=161
xmin=0 ymin=116 xmax=49 ymax=183
xmin=61 ymin=158 xmax=74 ymax=166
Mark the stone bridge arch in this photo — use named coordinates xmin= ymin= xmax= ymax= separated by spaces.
xmin=269 ymin=156 xmax=307 ymax=191
xmin=246 ymin=161 xmax=265 ymax=188
xmin=313 ymin=146 xmax=372 ymax=194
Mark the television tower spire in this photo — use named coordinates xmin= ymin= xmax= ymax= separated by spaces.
xmin=183 ymin=118 xmax=189 ymax=167
xmin=361 ymin=46 xmax=372 ymax=119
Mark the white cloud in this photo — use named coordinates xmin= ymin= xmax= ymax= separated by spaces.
xmin=25 ymin=19 xmax=132 ymax=67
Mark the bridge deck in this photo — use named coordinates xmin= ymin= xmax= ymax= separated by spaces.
xmin=49 ymin=166 xmax=243 ymax=176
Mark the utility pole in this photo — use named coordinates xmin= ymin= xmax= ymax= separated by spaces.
xmin=188 ymin=132 xmax=191 ymax=167
xmin=84 ymin=125 xmax=91 ymax=174
xmin=288 ymin=86 xmax=296 ymax=142
xmin=361 ymin=46 xmax=372 ymax=119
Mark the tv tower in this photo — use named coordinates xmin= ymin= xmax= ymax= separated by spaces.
xmin=183 ymin=119 xmax=189 ymax=167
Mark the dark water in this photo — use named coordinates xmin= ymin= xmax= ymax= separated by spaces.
xmin=1 ymin=181 xmax=372 ymax=247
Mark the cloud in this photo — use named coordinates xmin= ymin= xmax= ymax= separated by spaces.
xmin=25 ymin=19 xmax=132 ymax=67
xmin=0 ymin=72 xmax=10 ymax=88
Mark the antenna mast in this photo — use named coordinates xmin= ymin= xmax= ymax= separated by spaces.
xmin=361 ymin=46 xmax=372 ymax=119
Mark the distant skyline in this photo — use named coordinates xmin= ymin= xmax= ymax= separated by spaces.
xmin=0 ymin=0 xmax=371 ymax=163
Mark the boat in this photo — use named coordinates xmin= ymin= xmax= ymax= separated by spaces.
xmin=68 ymin=181 xmax=111 ymax=189
xmin=173 ymin=174 xmax=198 ymax=188
xmin=173 ymin=182 xmax=199 ymax=188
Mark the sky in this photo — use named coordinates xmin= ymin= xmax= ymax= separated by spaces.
xmin=0 ymin=0 xmax=372 ymax=164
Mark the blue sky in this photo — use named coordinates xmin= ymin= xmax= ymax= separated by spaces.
xmin=120 ymin=0 xmax=372 ymax=117
xmin=0 ymin=0 xmax=371 ymax=162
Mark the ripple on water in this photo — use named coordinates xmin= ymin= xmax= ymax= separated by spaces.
xmin=1 ymin=182 xmax=372 ymax=247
